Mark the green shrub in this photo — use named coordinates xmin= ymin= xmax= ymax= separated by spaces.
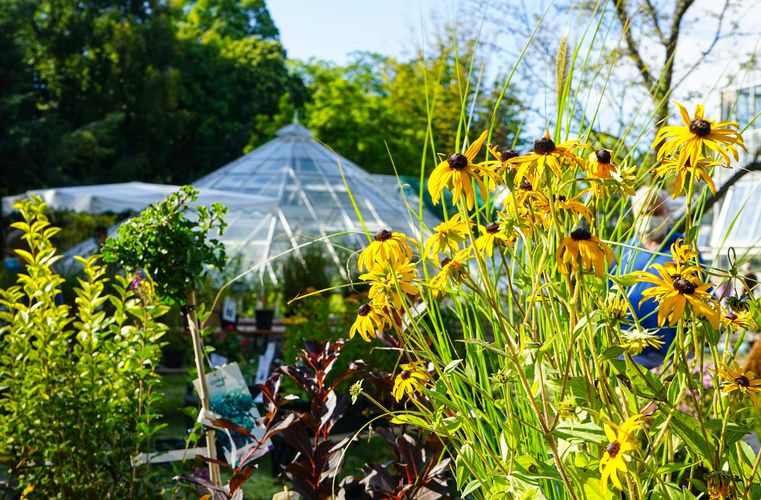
xmin=0 ymin=197 xmax=169 ymax=497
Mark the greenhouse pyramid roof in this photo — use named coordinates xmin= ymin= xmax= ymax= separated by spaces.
xmin=193 ymin=122 xmax=436 ymax=279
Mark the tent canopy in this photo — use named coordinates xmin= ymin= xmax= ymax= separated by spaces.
xmin=2 ymin=182 xmax=277 ymax=214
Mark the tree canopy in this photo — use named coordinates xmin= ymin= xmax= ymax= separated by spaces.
xmin=0 ymin=0 xmax=305 ymax=197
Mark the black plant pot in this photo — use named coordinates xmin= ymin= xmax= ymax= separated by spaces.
xmin=255 ymin=308 xmax=274 ymax=331
xmin=161 ymin=346 xmax=185 ymax=368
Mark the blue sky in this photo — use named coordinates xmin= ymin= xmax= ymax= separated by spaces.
xmin=268 ymin=0 xmax=443 ymax=64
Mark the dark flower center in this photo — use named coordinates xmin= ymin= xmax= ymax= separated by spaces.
xmin=570 ymin=228 xmax=591 ymax=241
xmin=499 ymin=147 xmax=519 ymax=162
xmin=673 ymin=278 xmax=697 ymax=295
xmin=606 ymin=441 xmax=621 ymax=458
xmin=357 ymin=304 xmax=372 ymax=316
xmin=554 ymin=195 xmax=567 ymax=202
xmin=400 ymin=370 xmax=411 ymax=380
xmin=724 ymin=311 xmax=738 ymax=321
xmin=735 ymin=375 xmax=750 ymax=388
xmin=519 ymin=178 xmax=533 ymax=190
xmin=689 ymin=119 xmax=711 ymax=137
xmin=440 ymin=258 xmax=452 ymax=267
xmin=595 ymin=149 xmax=612 ymax=164
xmin=448 ymin=153 xmax=469 ymax=169
xmin=375 ymin=229 xmax=393 ymax=241
xmin=534 ymin=136 xmax=556 ymax=155
xmin=486 ymin=222 xmax=500 ymax=234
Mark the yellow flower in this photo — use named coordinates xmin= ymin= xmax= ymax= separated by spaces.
xmin=349 ymin=303 xmax=388 ymax=342
xmin=428 ymin=130 xmax=499 ymax=209
xmin=586 ymin=149 xmax=617 ymax=179
xmin=667 ymin=238 xmax=699 ymax=268
xmin=507 ymin=130 xmax=587 ymax=186
xmin=653 ymin=101 xmax=745 ymax=169
xmin=392 ymin=361 xmax=429 ymax=401
xmin=20 ymin=484 xmax=35 ymax=500
xmin=603 ymin=295 xmax=631 ymax=324
xmin=425 ymin=213 xmax=470 ymax=264
xmin=592 ymin=160 xmax=637 ymax=198
xmin=653 ymin=156 xmax=722 ymax=199
xmin=359 ymin=261 xmax=418 ymax=309
xmin=716 ymin=365 xmax=761 ymax=405
xmin=634 ymin=264 xmax=720 ymax=329
xmin=474 ymin=221 xmax=514 ymax=258
xmin=429 ymin=248 xmax=472 ymax=296
xmin=618 ymin=329 xmax=664 ymax=356
xmin=721 ymin=308 xmax=756 ymax=330
xmin=357 ymin=228 xmax=414 ymax=271
xmin=707 ymin=471 xmax=734 ymax=500
xmin=556 ymin=227 xmax=615 ymax=276
xmin=599 ymin=414 xmax=643 ymax=491
xmin=487 ymin=143 xmax=520 ymax=179
xmin=553 ymin=192 xmax=593 ymax=224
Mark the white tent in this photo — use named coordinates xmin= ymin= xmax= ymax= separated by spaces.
xmin=2 ymin=181 xmax=277 ymax=214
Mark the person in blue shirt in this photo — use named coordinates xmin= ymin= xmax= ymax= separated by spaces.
xmin=615 ymin=187 xmax=696 ymax=368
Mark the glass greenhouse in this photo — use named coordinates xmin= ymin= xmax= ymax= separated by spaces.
xmin=193 ymin=122 xmax=439 ymax=281
xmin=708 ymin=79 xmax=761 ymax=262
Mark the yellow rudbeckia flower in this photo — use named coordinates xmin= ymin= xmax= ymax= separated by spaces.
xmin=474 ymin=221 xmax=514 ymax=258
xmin=425 ymin=213 xmax=470 ymax=264
xmin=586 ymin=149 xmax=617 ymax=179
xmin=357 ymin=228 xmax=414 ymax=271
xmin=556 ymin=227 xmax=615 ymax=276
xmin=634 ymin=264 xmax=720 ymax=329
xmin=392 ymin=361 xmax=430 ymax=401
xmin=715 ymin=365 xmax=761 ymax=405
xmin=428 ymin=130 xmax=499 ymax=209
xmin=653 ymin=156 xmax=722 ymax=199
xmin=599 ymin=414 xmax=643 ymax=491
xmin=359 ymin=261 xmax=418 ymax=310
xmin=506 ymin=130 xmax=587 ymax=186
xmin=349 ymin=303 xmax=389 ymax=342
xmin=429 ymin=248 xmax=472 ymax=296
xmin=653 ymin=101 xmax=745 ymax=169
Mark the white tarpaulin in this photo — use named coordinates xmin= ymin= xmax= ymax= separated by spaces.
xmin=2 ymin=182 xmax=277 ymax=214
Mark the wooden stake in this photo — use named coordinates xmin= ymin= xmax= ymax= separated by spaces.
xmin=185 ymin=291 xmax=221 ymax=486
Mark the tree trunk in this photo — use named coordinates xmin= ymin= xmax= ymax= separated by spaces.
xmin=186 ymin=291 xmax=221 ymax=486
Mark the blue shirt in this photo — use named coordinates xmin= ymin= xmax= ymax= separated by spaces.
xmin=614 ymin=232 xmax=691 ymax=368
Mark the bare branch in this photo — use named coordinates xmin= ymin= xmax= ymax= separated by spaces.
xmin=673 ymin=0 xmax=732 ymax=90
xmin=643 ymin=0 xmax=668 ymax=46
xmin=612 ymin=0 xmax=656 ymax=90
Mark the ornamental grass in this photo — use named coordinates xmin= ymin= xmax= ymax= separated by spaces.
xmin=340 ymin=31 xmax=761 ymax=500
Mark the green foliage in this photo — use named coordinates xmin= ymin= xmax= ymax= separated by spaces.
xmin=279 ymin=244 xmax=332 ymax=309
xmin=0 ymin=197 xmax=169 ymax=496
xmin=0 ymin=0 xmax=305 ymax=197
xmin=265 ymin=41 xmax=524 ymax=179
xmin=102 ymin=186 xmax=227 ymax=304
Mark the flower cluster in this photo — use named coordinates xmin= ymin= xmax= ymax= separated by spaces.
xmin=633 ymin=239 xmax=720 ymax=329
xmin=652 ymin=102 xmax=745 ymax=198
xmin=342 ymin=106 xmax=754 ymax=497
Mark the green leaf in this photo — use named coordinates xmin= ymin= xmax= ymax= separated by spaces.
xmin=625 ymin=362 xmax=667 ymax=401
xmin=599 ymin=346 xmax=624 ymax=362
xmin=553 ymin=421 xmax=606 ymax=443
xmin=443 ymin=359 xmax=464 ymax=374
xmin=658 ymin=407 xmax=714 ymax=462
xmin=389 ymin=413 xmax=430 ymax=429
xmin=461 ymin=479 xmax=482 ymax=497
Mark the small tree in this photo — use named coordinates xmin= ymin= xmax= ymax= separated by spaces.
xmin=102 ymin=185 xmax=228 ymax=484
